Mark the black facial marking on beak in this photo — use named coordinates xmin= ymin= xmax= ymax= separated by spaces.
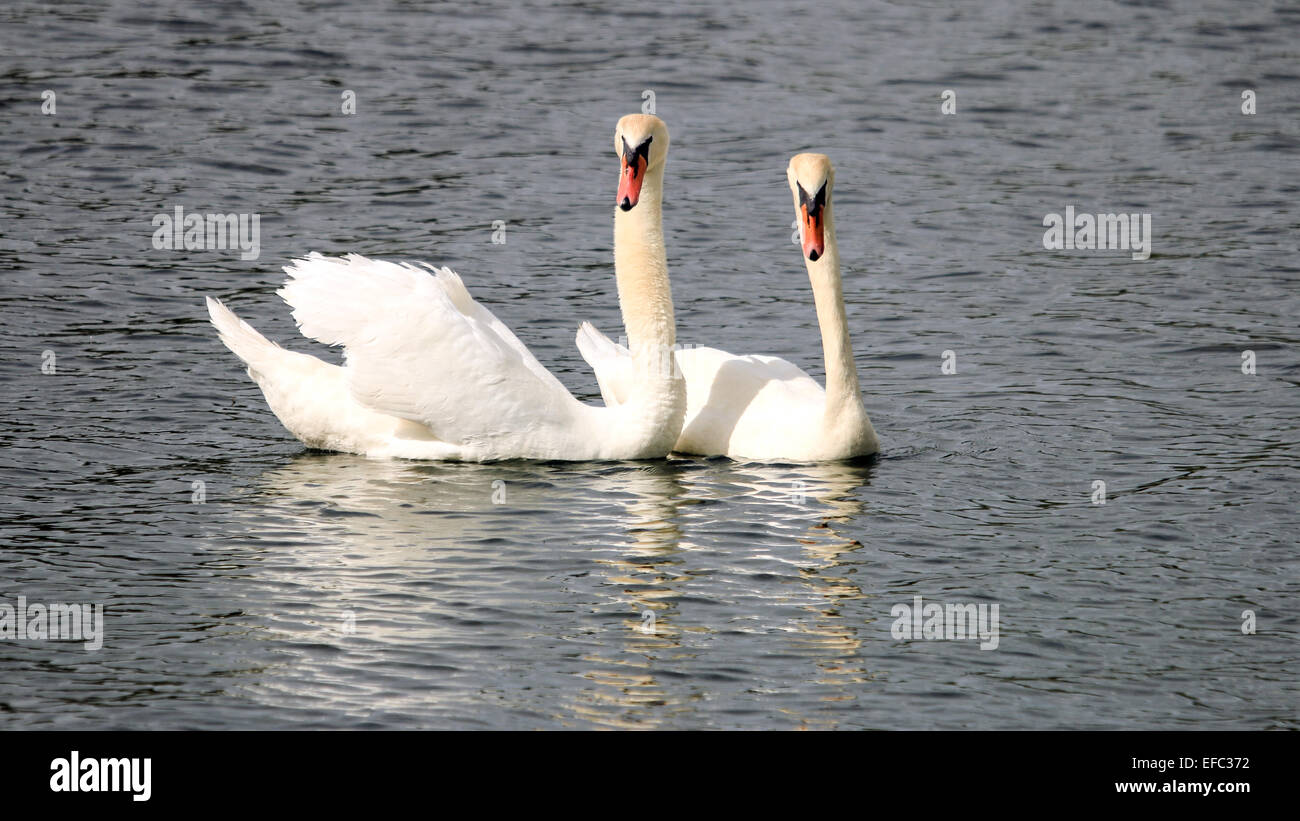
xmin=797 ymin=181 xmax=827 ymax=219
xmin=621 ymin=135 xmax=653 ymax=173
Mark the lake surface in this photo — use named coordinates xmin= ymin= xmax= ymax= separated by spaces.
xmin=1 ymin=0 xmax=1297 ymax=729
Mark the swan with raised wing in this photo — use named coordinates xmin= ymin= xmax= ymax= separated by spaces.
xmin=578 ymin=153 xmax=878 ymax=461
xmin=206 ymin=114 xmax=684 ymax=461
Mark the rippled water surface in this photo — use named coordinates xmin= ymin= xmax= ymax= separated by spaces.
xmin=1 ymin=0 xmax=1298 ymax=729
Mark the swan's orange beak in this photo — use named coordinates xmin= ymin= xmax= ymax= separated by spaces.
xmin=800 ymin=203 xmax=825 ymax=261
xmin=798 ymin=183 xmax=827 ymax=261
xmin=617 ymin=136 xmax=651 ymax=211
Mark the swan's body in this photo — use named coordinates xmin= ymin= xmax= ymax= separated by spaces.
xmin=207 ymin=115 xmax=684 ymax=462
xmin=578 ymin=153 xmax=878 ymax=462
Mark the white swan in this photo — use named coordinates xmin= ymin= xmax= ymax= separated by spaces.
xmin=206 ymin=114 xmax=685 ymax=462
xmin=577 ymin=153 xmax=878 ymax=461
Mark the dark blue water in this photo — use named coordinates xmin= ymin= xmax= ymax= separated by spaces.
xmin=1 ymin=0 xmax=1297 ymax=728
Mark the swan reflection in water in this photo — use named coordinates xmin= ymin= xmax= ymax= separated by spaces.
xmin=572 ymin=457 xmax=879 ymax=729
xmin=221 ymin=453 xmax=876 ymax=728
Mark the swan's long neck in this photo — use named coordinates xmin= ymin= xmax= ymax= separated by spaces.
xmin=614 ymin=166 xmax=675 ymax=356
xmin=604 ymin=158 xmax=685 ymax=457
xmin=807 ymin=203 xmax=865 ymax=427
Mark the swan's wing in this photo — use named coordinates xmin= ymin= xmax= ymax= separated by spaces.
xmin=697 ymin=352 xmax=816 ymax=386
xmin=427 ymin=260 xmax=568 ymax=395
xmin=576 ymin=321 xmax=822 ymax=408
xmin=671 ymin=345 xmax=826 ymax=456
xmin=576 ymin=322 xmax=632 ymax=406
xmin=278 ymin=253 xmax=577 ymax=445
xmin=676 ymin=347 xmax=824 ymax=410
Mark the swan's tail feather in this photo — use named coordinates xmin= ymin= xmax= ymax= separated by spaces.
xmin=576 ymin=321 xmax=623 ymax=362
xmin=576 ymin=321 xmax=632 ymax=407
xmin=206 ymin=296 xmax=288 ymax=377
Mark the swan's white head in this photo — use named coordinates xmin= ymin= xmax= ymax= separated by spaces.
xmin=787 ymin=153 xmax=834 ymax=262
xmin=614 ymin=114 xmax=669 ymax=212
